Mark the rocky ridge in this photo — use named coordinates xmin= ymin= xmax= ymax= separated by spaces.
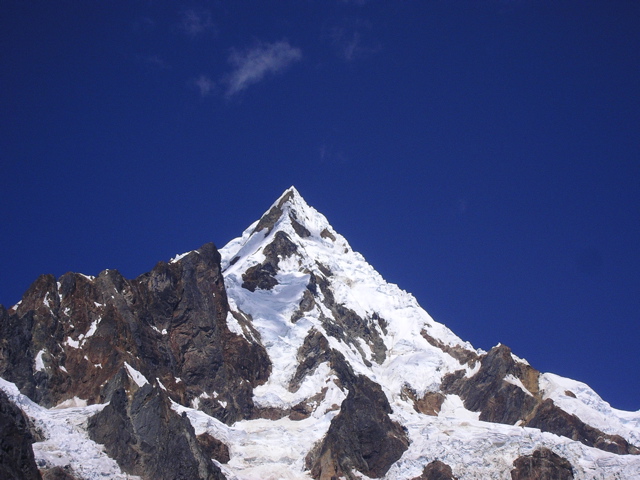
xmin=0 ymin=186 xmax=639 ymax=479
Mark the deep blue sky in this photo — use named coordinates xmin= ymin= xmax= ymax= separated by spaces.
xmin=1 ymin=1 xmax=638 ymax=411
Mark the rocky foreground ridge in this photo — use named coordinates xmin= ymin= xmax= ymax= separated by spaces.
xmin=1 ymin=187 xmax=639 ymax=480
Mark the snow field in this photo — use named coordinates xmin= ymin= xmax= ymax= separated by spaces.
xmin=172 ymin=382 xmax=344 ymax=480
xmin=0 ymin=378 xmax=139 ymax=480
xmin=387 ymin=402 xmax=640 ymax=480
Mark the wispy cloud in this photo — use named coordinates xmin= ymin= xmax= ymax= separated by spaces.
xmin=179 ymin=9 xmax=215 ymax=37
xmin=328 ymin=19 xmax=378 ymax=62
xmin=224 ymin=41 xmax=302 ymax=97
xmin=192 ymin=75 xmax=216 ymax=97
xmin=140 ymin=54 xmax=170 ymax=70
xmin=333 ymin=29 xmax=363 ymax=62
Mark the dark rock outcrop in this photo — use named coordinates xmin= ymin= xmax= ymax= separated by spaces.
xmin=0 ymin=243 xmax=271 ymax=424
xmin=421 ymin=330 xmax=478 ymax=366
xmin=0 ymin=389 xmax=41 ymax=480
xmin=402 ymin=387 xmax=445 ymax=416
xmin=291 ymin=217 xmax=311 ymax=238
xmin=241 ymin=231 xmax=298 ymax=292
xmin=88 ymin=384 xmax=225 ymax=480
xmin=307 ymin=373 xmax=409 ymax=479
xmin=511 ymin=447 xmax=573 ymax=480
xmin=251 ymin=189 xmax=294 ymax=235
xmin=320 ymin=229 xmax=336 ymax=241
xmin=289 ymin=329 xmax=331 ymax=392
xmin=441 ymin=344 xmax=640 ymax=456
xmin=241 ymin=262 xmax=279 ymax=292
xmin=41 ymin=466 xmax=79 ymax=480
xmin=290 ymin=288 xmax=316 ymax=323
xmin=524 ymin=399 xmax=640 ymax=455
xmin=250 ymin=187 xmax=310 ymax=239
xmin=314 ymin=273 xmax=387 ymax=366
xmin=197 ymin=433 xmax=230 ymax=464
xmin=442 ymin=344 xmax=539 ymax=425
xmin=410 ymin=460 xmax=458 ymax=480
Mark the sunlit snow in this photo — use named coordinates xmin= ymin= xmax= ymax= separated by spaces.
xmin=3 ymin=187 xmax=640 ymax=479
xmin=0 ymin=378 xmax=139 ymax=480
xmin=124 ymin=362 xmax=149 ymax=388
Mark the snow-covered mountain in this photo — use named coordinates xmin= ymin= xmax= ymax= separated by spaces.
xmin=1 ymin=186 xmax=639 ymax=480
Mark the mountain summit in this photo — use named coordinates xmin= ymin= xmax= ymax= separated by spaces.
xmin=1 ymin=187 xmax=639 ymax=479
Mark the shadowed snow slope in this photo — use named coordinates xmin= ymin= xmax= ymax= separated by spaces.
xmin=1 ymin=186 xmax=639 ymax=480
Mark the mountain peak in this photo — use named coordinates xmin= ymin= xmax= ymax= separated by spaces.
xmin=3 ymin=188 xmax=640 ymax=480
xmin=219 ymin=186 xmax=348 ymax=276
xmin=277 ymin=185 xmax=302 ymax=205
xmin=250 ymin=186 xmax=328 ymax=239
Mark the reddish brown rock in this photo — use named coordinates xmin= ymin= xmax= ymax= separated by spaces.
xmin=411 ymin=460 xmax=458 ymax=480
xmin=440 ymin=344 xmax=640 ymax=456
xmin=421 ymin=330 xmax=478 ymax=366
xmin=0 ymin=243 xmax=271 ymax=424
xmin=41 ymin=466 xmax=79 ymax=480
xmin=511 ymin=448 xmax=573 ymax=480
xmin=525 ymin=399 xmax=640 ymax=455
xmin=197 ymin=433 xmax=230 ymax=464
xmin=402 ymin=387 xmax=445 ymax=416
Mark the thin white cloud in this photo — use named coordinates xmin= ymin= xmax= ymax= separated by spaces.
xmin=336 ymin=30 xmax=362 ymax=61
xmin=224 ymin=41 xmax=302 ymax=97
xmin=179 ymin=9 xmax=215 ymax=37
xmin=328 ymin=19 xmax=378 ymax=62
xmin=193 ymin=75 xmax=215 ymax=97
xmin=141 ymin=54 xmax=170 ymax=70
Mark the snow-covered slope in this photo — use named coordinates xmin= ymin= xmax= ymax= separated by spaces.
xmin=1 ymin=186 xmax=639 ymax=480
xmin=210 ymin=186 xmax=640 ymax=479
xmin=220 ymin=186 xmax=474 ymax=406
xmin=0 ymin=378 xmax=137 ymax=480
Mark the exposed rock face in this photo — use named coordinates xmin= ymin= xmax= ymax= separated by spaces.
xmin=292 ymin=327 xmax=409 ymax=479
xmin=197 ymin=433 xmax=230 ymax=464
xmin=442 ymin=344 xmax=539 ymax=425
xmin=410 ymin=460 xmax=458 ymax=480
xmin=510 ymin=448 xmax=573 ymax=480
xmin=308 ymin=371 xmax=409 ymax=479
xmin=315 ymin=272 xmax=387 ymax=366
xmin=289 ymin=328 xmax=331 ymax=392
xmin=40 ymin=466 xmax=79 ymax=480
xmin=441 ymin=344 xmax=640 ymax=456
xmin=88 ymin=383 xmax=225 ymax=480
xmin=421 ymin=330 xmax=478 ymax=366
xmin=241 ymin=261 xmax=279 ymax=292
xmin=0 ymin=389 xmax=41 ymax=480
xmin=525 ymin=399 xmax=640 ymax=455
xmin=402 ymin=388 xmax=446 ymax=416
xmin=241 ymin=231 xmax=298 ymax=292
xmin=251 ymin=189 xmax=295 ymax=235
xmin=0 ymin=244 xmax=270 ymax=424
